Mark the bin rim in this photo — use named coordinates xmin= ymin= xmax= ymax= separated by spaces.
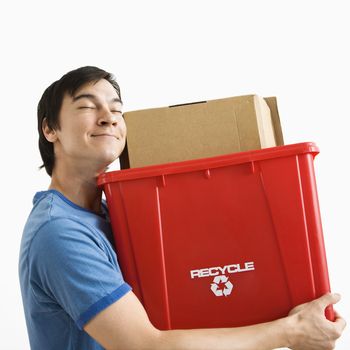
xmin=97 ymin=142 xmax=319 ymax=186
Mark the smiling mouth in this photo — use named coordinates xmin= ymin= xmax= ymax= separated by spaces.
xmin=91 ymin=134 xmax=120 ymax=140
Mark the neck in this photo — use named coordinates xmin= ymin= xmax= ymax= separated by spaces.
xmin=49 ymin=161 xmax=106 ymax=214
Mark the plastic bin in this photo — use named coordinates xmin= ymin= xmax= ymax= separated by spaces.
xmin=98 ymin=142 xmax=333 ymax=330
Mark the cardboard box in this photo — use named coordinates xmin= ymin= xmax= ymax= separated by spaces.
xmin=120 ymin=95 xmax=284 ymax=169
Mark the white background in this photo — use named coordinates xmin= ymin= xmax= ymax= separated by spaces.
xmin=0 ymin=1 xmax=349 ymax=349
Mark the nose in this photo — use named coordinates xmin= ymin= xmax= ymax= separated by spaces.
xmin=97 ymin=108 xmax=118 ymax=127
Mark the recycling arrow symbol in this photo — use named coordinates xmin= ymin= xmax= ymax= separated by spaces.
xmin=210 ymin=275 xmax=233 ymax=297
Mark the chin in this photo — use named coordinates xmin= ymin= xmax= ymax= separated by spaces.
xmin=100 ymin=152 xmax=120 ymax=166
xmin=93 ymin=146 xmax=124 ymax=169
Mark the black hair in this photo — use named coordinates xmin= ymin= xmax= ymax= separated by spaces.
xmin=37 ymin=66 xmax=122 ymax=176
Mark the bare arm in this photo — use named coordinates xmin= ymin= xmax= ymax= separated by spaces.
xmin=84 ymin=292 xmax=346 ymax=350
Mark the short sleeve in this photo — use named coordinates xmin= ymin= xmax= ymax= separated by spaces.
xmin=29 ymin=218 xmax=131 ymax=329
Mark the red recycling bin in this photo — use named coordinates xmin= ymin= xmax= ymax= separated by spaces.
xmin=98 ymin=142 xmax=333 ymax=330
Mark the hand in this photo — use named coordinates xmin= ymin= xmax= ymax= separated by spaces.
xmin=286 ymin=293 xmax=346 ymax=350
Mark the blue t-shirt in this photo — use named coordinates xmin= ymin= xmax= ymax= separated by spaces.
xmin=19 ymin=190 xmax=132 ymax=350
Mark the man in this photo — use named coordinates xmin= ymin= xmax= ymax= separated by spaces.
xmin=19 ymin=66 xmax=346 ymax=349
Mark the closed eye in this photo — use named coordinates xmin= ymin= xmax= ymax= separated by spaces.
xmin=78 ymin=106 xmax=95 ymax=109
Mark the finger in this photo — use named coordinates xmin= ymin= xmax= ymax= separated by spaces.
xmin=315 ymin=293 xmax=341 ymax=309
xmin=333 ymin=309 xmax=343 ymax=319
xmin=334 ymin=314 xmax=347 ymax=332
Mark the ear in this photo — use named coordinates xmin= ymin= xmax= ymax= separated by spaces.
xmin=42 ymin=118 xmax=58 ymax=143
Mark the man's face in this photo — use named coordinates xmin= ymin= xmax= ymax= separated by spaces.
xmin=52 ymin=79 xmax=126 ymax=172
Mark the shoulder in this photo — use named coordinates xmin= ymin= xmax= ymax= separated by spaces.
xmin=31 ymin=217 xmax=102 ymax=257
xmin=26 ymin=216 xmax=109 ymax=277
xmin=22 ymin=191 xmax=114 ymax=274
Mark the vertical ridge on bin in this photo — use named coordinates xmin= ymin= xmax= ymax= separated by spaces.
xmin=258 ymin=155 xmax=315 ymax=307
xmin=118 ymin=179 xmax=172 ymax=329
xmin=257 ymin=169 xmax=294 ymax=307
xmin=204 ymin=169 xmax=211 ymax=179
xmin=155 ymin=185 xmax=172 ymax=329
xmin=294 ymin=155 xmax=316 ymax=296
xmin=297 ymin=154 xmax=334 ymax=320
xmin=117 ymin=183 xmax=145 ymax=304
